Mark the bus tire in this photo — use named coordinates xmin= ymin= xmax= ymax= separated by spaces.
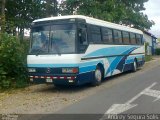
xmin=91 ymin=66 xmax=102 ymax=86
xmin=132 ymin=60 xmax=137 ymax=72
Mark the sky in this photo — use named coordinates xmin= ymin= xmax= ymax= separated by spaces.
xmin=143 ymin=0 xmax=160 ymax=38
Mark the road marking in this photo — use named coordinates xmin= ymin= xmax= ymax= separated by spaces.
xmin=101 ymin=82 xmax=160 ymax=117
xmin=141 ymin=82 xmax=160 ymax=102
xmin=105 ymin=104 xmax=137 ymax=115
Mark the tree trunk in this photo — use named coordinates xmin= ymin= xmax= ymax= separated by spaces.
xmin=19 ymin=27 xmax=24 ymax=43
xmin=1 ymin=0 xmax=6 ymax=15
xmin=46 ymin=0 xmax=51 ymax=17
xmin=46 ymin=0 xmax=57 ymax=17
xmin=53 ymin=0 xmax=57 ymax=16
xmin=1 ymin=0 xmax=6 ymax=33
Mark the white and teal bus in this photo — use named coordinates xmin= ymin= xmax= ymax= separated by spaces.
xmin=27 ymin=15 xmax=145 ymax=86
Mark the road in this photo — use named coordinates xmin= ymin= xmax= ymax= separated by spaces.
xmin=18 ymin=58 xmax=160 ymax=120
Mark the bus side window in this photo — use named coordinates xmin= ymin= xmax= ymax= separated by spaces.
xmin=130 ymin=33 xmax=136 ymax=45
xmin=136 ymin=34 xmax=142 ymax=45
xmin=102 ymin=27 xmax=113 ymax=44
xmin=91 ymin=26 xmax=102 ymax=44
xmin=113 ymin=30 xmax=122 ymax=44
xmin=141 ymin=35 xmax=144 ymax=45
xmin=122 ymin=31 xmax=130 ymax=44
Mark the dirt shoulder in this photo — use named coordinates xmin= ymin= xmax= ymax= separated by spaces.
xmin=0 ymin=56 xmax=160 ymax=114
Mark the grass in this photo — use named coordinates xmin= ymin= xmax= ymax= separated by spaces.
xmin=145 ymin=55 xmax=152 ymax=62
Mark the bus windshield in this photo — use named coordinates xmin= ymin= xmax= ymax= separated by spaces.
xmin=30 ymin=24 xmax=76 ymax=54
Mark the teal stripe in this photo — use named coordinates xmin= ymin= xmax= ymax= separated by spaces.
xmin=28 ymin=60 xmax=103 ymax=73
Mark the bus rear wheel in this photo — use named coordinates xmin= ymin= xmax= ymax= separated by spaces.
xmin=91 ymin=66 xmax=102 ymax=86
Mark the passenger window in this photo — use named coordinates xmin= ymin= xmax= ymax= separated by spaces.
xmin=122 ymin=31 xmax=130 ymax=44
xmin=130 ymin=33 xmax=136 ymax=44
xmin=91 ymin=26 xmax=102 ymax=43
xmin=136 ymin=34 xmax=142 ymax=45
xmin=102 ymin=28 xmax=113 ymax=44
xmin=113 ymin=30 xmax=122 ymax=44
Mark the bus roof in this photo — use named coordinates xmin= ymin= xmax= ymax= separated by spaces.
xmin=33 ymin=15 xmax=143 ymax=34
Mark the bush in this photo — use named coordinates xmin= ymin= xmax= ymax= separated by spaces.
xmin=145 ymin=55 xmax=152 ymax=62
xmin=155 ymin=48 xmax=160 ymax=55
xmin=0 ymin=33 xmax=28 ymax=89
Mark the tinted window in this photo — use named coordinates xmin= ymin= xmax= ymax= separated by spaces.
xmin=141 ymin=36 xmax=144 ymax=45
xmin=136 ymin=34 xmax=142 ymax=45
xmin=122 ymin=31 xmax=130 ymax=44
xmin=130 ymin=33 xmax=136 ymax=44
xmin=102 ymin=28 xmax=113 ymax=44
xmin=113 ymin=30 xmax=122 ymax=44
xmin=91 ymin=26 xmax=102 ymax=43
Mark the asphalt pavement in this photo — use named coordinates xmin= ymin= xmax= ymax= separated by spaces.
xmin=57 ymin=59 xmax=160 ymax=115
xmin=18 ymin=58 xmax=160 ymax=120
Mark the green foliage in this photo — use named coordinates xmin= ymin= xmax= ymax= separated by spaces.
xmin=1 ymin=0 xmax=58 ymax=36
xmin=0 ymin=33 xmax=28 ymax=89
xmin=145 ymin=55 xmax=152 ymax=62
xmin=60 ymin=0 xmax=154 ymax=30
xmin=5 ymin=0 xmax=45 ymax=35
xmin=45 ymin=0 xmax=58 ymax=17
xmin=1 ymin=0 xmax=155 ymax=35
xmin=155 ymin=48 xmax=160 ymax=55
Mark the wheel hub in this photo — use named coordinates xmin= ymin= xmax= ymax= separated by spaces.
xmin=95 ymin=69 xmax=102 ymax=82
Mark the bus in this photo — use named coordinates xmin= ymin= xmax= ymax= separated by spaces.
xmin=27 ymin=15 xmax=145 ymax=86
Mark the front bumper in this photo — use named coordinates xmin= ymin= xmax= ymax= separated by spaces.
xmin=29 ymin=75 xmax=77 ymax=85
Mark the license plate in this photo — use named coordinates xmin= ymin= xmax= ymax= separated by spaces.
xmin=46 ymin=78 xmax=53 ymax=83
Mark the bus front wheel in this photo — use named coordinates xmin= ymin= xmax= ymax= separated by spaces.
xmin=133 ymin=60 xmax=137 ymax=72
xmin=91 ymin=66 xmax=102 ymax=86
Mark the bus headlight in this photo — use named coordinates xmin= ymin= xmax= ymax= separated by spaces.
xmin=28 ymin=68 xmax=36 ymax=72
xmin=62 ymin=68 xmax=78 ymax=73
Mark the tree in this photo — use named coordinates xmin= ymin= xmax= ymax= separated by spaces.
xmin=45 ymin=0 xmax=58 ymax=17
xmin=5 ymin=0 xmax=45 ymax=38
xmin=3 ymin=0 xmax=59 ymax=38
xmin=119 ymin=0 xmax=155 ymax=30
xmin=60 ymin=0 xmax=154 ymax=30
